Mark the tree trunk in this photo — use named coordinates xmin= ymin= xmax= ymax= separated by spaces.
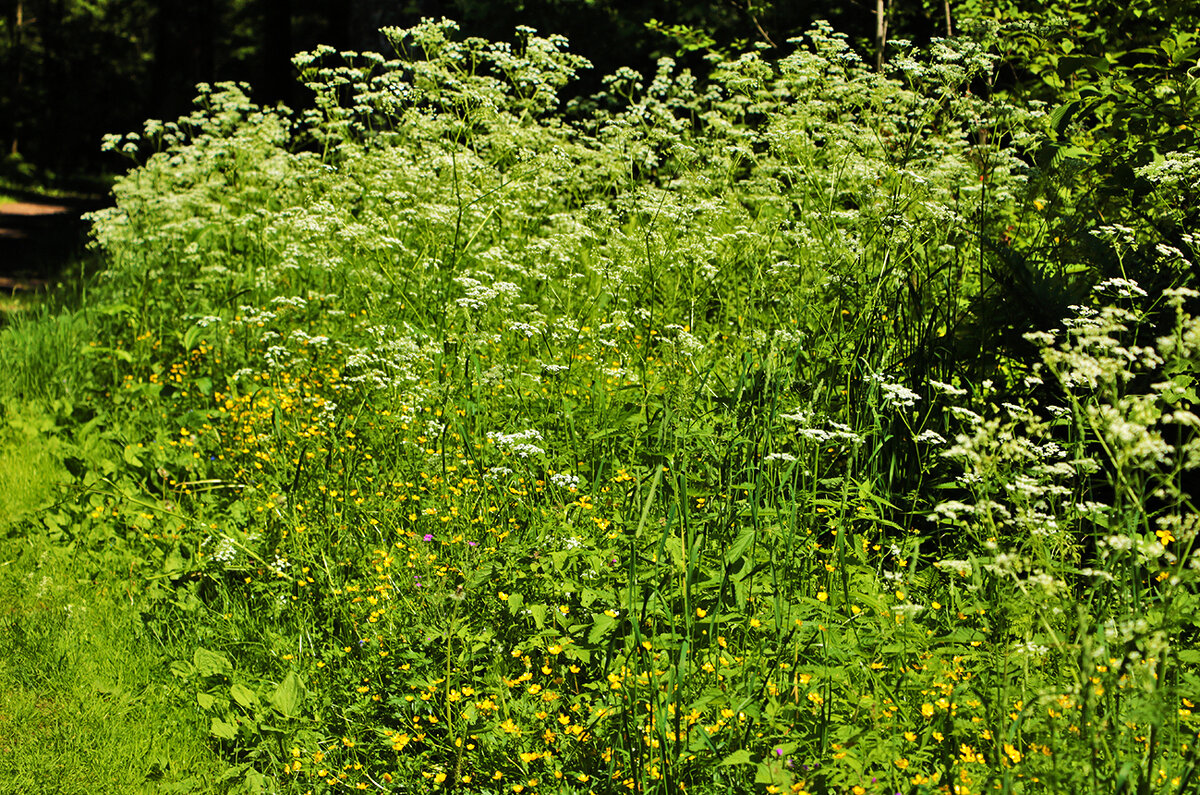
xmin=874 ymin=0 xmax=889 ymax=71
xmin=10 ymin=1 xmax=24 ymax=155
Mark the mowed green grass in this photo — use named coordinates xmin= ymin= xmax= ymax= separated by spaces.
xmin=0 ymin=428 xmax=221 ymax=793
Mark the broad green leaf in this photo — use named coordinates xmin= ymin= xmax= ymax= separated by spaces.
xmin=183 ymin=324 xmax=203 ymax=351
xmin=210 ymin=718 xmax=237 ymax=740
xmin=231 ymin=682 xmax=258 ymax=709
xmin=163 ymin=547 xmax=184 ymax=577
xmin=169 ymin=660 xmax=195 ymax=680
xmin=719 ymin=748 xmax=754 ymax=766
xmin=588 ymin=613 xmax=617 ymax=644
xmin=270 ymin=671 xmax=304 ymax=718
xmin=529 ymin=603 xmax=547 ymax=629
xmin=122 ymin=444 xmax=143 ymax=467
xmin=194 ymin=647 xmax=232 ymax=677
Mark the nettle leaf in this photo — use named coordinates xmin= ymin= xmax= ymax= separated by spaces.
xmin=725 ymin=528 xmax=756 ymax=565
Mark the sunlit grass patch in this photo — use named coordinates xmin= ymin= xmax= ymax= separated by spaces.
xmin=0 ymin=536 xmax=223 ymax=794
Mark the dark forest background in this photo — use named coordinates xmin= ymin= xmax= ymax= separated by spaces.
xmin=2 ymin=0 xmax=1195 ymax=188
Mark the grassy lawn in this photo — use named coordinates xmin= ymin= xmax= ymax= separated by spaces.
xmin=0 ymin=415 xmax=222 ymax=793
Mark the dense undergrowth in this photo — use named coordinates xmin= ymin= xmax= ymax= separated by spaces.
xmin=1 ymin=17 xmax=1198 ymax=795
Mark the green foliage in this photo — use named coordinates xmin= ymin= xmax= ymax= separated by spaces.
xmin=0 ymin=428 xmax=221 ymax=792
xmin=949 ymin=1 xmax=1200 ymax=353
xmin=1 ymin=15 xmax=1197 ymax=795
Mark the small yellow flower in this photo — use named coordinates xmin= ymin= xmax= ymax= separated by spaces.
xmin=894 ymin=758 xmax=910 ymax=770
xmin=816 ymin=591 xmax=828 ymax=602
xmin=921 ymin=703 xmax=935 ymax=718
xmin=1003 ymin=743 xmax=1023 ymax=763
xmin=696 ymin=607 xmax=707 ymax=618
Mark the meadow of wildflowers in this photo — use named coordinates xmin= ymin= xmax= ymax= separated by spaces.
xmin=0 ymin=17 xmax=1197 ymax=795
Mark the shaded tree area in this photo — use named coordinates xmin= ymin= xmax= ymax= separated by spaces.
xmin=0 ymin=0 xmax=389 ymax=182
xmin=0 ymin=0 xmax=977 ymax=185
xmin=1 ymin=0 xmax=1195 ymax=187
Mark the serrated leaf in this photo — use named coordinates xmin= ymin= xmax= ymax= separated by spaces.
xmin=720 ymin=748 xmax=754 ymax=766
xmin=1051 ymin=145 xmax=1090 ymax=169
xmin=726 ymin=528 xmax=756 ymax=565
